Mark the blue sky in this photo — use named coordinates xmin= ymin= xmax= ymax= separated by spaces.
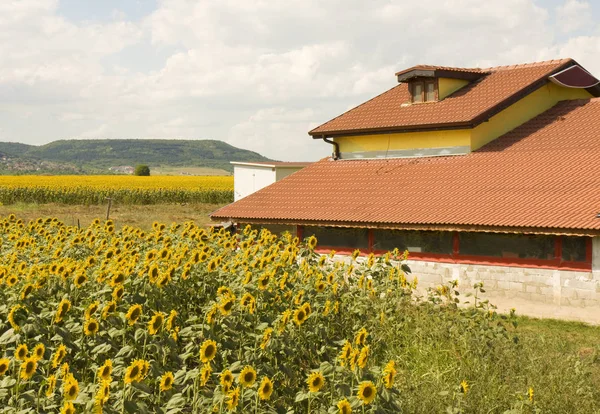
xmin=0 ymin=0 xmax=599 ymax=161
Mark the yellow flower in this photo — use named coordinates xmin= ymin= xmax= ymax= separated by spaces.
xmin=102 ymin=301 xmax=117 ymax=319
xmin=15 ymin=344 xmax=28 ymax=361
xmin=200 ymin=339 xmax=217 ymax=363
xmin=279 ymin=309 xmax=292 ymax=332
xmin=20 ymin=356 xmax=37 ymax=380
xmin=357 ymin=381 xmax=376 ymax=405
xmin=206 ymin=305 xmax=218 ymax=324
xmin=84 ymin=318 xmax=100 ymax=336
xmin=137 ymin=359 xmax=150 ymax=380
xmin=460 ymin=379 xmax=469 ymax=394
xmin=0 ymin=358 xmax=9 ymax=376
xmin=8 ymin=304 xmax=24 ymax=331
xmin=85 ymin=301 xmax=100 ymax=319
xmin=55 ymin=298 xmax=71 ymax=323
xmin=226 ymin=386 xmax=240 ymax=411
xmin=52 ymin=344 xmax=67 ymax=368
xmin=33 ymin=343 xmax=45 ymax=360
xmin=315 ymin=280 xmax=326 ymax=293
xmin=218 ymin=295 xmax=236 ymax=316
xmin=160 ymin=372 xmax=174 ymax=392
xmin=339 ymin=341 xmax=352 ymax=367
xmin=95 ymin=380 xmax=111 ymax=407
xmin=166 ymin=310 xmax=177 ymax=331
xmin=20 ymin=283 xmax=35 ymax=300
xmin=354 ymin=328 xmax=368 ymax=346
xmin=112 ymin=285 xmax=124 ymax=301
xmin=124 ymin=361 xmax=141 ymax=384
xmin=46 ymin=374 xmax=57 ymax=397
xmin=220 ymin=369 xmax=234 ymax=390
xmin=258 ymin=376 xmax=274 ymax=400
xmin=357 ymin=346 xmax=369 ymax=369
xmin=260 ymin=328 xmax=273 ymax=350
xmin=200 ymin=363 xmax=212 ymax=386
xmin=74 ymin=272 xmax=87 ymax=288
xmin=98 ymin=360 xmax=113 ymax=382
xmin=63 ymin=374 xmax=79 ymax=400
xmin=125 ymin=304 xmax=142 ymax=326
xmin=240 ymin=293 xmax=256 ymax=314
xmin=307 ymin=371 xmax=325 ymax=393
xmin=60 ymin=401 xmax=75 ymax=414
xmin=239 ymin=365 xmax=257 ymax=388
xmin=337 ymin=399 xmax=352 ymax=414
xmin=293 ymin=307 xmax=308 ymax=326
xmin=307 ymin=236 xmax=317 ymax=250
xmin=148 ymin=312 xmax=165 ymax=335
xmin=258 ymin=272 xmax=271 ymax=290
xmin=528 ymin=386 xmax=534 ymax=402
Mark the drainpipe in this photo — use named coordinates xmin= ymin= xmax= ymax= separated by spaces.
xmin=322 ymin=136 xmax=340 ymax=160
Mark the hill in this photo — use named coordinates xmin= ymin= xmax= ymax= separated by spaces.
xmin=0 ymin=139 xmax=272 ymax=174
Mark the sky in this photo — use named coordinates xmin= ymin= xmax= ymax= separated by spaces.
xmin=0 ymin=0 xmax=599 ymax=162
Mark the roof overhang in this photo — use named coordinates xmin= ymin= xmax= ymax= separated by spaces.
xmin=396 ymin=68 xmax=485 ymax=83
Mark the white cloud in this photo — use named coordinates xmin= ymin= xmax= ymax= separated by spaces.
xmin=556 ymin=0 xmax=592 ymax=33
xmin=0 ymin=0 xmax=599 ymax=161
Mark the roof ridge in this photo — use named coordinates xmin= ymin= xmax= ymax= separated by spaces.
xmin=486 ymin=58 xmax=572 ymax=71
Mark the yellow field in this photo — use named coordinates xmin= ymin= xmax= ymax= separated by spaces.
xmin=0 ymin=175 xmax=233 ymax=205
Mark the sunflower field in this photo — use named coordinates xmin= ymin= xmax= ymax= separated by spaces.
xmin=0 ymin=215 xmax=597 ymax=414
xmin=0 ymin=176 xmax=233 ymax=205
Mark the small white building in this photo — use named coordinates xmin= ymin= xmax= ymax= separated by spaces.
xmin=231 ymin=161 xmax=310 ymax=202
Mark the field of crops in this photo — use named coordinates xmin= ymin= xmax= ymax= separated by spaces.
xmin=0 ymin=176 xmax=233 ymax=205
xmin=0 ymin=215 xmax=597 ymax=413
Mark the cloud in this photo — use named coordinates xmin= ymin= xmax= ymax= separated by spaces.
xmin=0 ymin=0 xmax=599 ymax=161
xmin=556 ymin=0 xmax=593 ymax=33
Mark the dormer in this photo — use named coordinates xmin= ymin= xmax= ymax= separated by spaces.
xmin=395 ymin=65 xmax=486 ymax=102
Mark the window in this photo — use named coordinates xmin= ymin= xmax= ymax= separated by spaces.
xmin=240 ymin=224 xmax=296 ymax=236
xmin=562 ymin=236 xmax=588 ymax=262
xmin=459 ymin=233 xmax=555 ymax=260
xmin=372 ymin=229 xmax=453 ymax=254
xmin=304 ymin=226 xmax=369 ymax=249
xmin=411 ymin=79 xmax=437 ymax=103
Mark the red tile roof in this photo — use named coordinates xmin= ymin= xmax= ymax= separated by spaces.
xmin=213 ymin=98 xmax=600 ymax=235
xmin=310 ymin=59 xmax=574 ymax=136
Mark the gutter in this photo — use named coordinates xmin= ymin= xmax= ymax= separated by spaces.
xmin=321 ymin=136 xmax=340 ymax=160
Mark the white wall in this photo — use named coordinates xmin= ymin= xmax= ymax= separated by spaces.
xmin=233 ymin=166 xmax=276 ymax=201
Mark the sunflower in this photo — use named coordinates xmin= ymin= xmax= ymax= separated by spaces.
xmin=148 ymin=312 xmax=165 ymax=335
xmin=220 ymin=369 xmax=234 ymax=390
xmin=357 ymin=381 xmax=376 ymax=405
xmin=49 ymin=345 xmax=66 ymax=369
xmin=8 ymin=304 xmax=24 ymax=331
xmin=354 ymin=328 xmax=368 ymax=346
xmin=159 ymin=371 xmax=174 ymax=392
xmin=258 ymin=376 xmax=274 ymax=400
xmin=260 ymin=328 xmax=273 ymax=350
xmin=97 ymin=380 xmax=110 ymax=405
xmin=166 ymin=310 xmax=177 ymax=331
xmin=20 ymin=283 xmax=35 ymax=300
xmin=257 ymin=272 xmax=271 ymax=290
xmin=33 ymin=343 xmax=45 ymax=360
xmin=60 ymin=401 xmax=75 ymax=414
xmin=125 ymin=304 xmax=142 ymax=326
xmin=63 ymin=374 xmax=79 ymax=400
xmin=460 ymin=379 xmax=469 ymax=394
xmin=307 ymin=371 xmax=325 ymax=393
xmin=84 ymin=318 xmax=100 ymax=336
xmin=15 ymin=344 xmax=28 ymax=361
xmin=357 ymin=346 xmax=369 ymax=369
xmin=199 ymin=339 xmax=217 ymax=363
xmin=315 ymin=280 xmax=326 ymax=293
xmin=46 ymin=374 xmax=57 ymax=397
xmin=102 ymin=301 xmax=117 ymax=319
xmin=55 ymin=298 xmax=71 ymax=323
xmin=226 ymin=386 xmax=240 ymax=411
xmin=302 ymin=302 xmax=312 ymax=316
xmin=293 ymin=307 xmax=307 ymax=326
xmin=528 ymin=386 xmax=534 ymax=402
xmin=206 ymin=305 xmax=218 ymax=324
xmin=307 ymin=236 xmax=318 ymax=250
xmin=338 ymin=341 xmax=352 ymax=366
xmin=382 ymin=367 xmax=396 ymax=389
xmin=85 ymin=301 xmax=99 ymax=319
xmin=98 ymin=360 xmax=113 ymax=382
xmin=110 ymin=272 xmax=126 ymax=286
xmin=0 ymin=358 xmax=9 ymax=376
xmin=200 ymin=363 xmax=212 ymax=386
xmin=337 ymin=399 xmax=352 ymax=414
xmin=124 ymin=361 xmax=141 ymax=384
xmin=112 ymin=285 xmax=125 ymax=301
xmin=240 ymin=293 xmax=256 ymax=313
xmin=6 ymin=274 xmax=18 ymax=287
xmin=349 ymin=349 xmax=360 ymax=370
xmin=239 ymin=365 xmax=257 ymax=388
xmin=74 ymin=272 xmax=87 ymax=288
xmin=138 ymin=359 xmax=150 ymax=380
xmin=218 ymin=296 xmax=236 ymax=316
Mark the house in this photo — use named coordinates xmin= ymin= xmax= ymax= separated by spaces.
xmin=231 ymin=161 xmax=310 ymax=201
xmin=211 ymin=58 xmax=600 ymax=322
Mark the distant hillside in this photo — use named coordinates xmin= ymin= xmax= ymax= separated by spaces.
xmin=0 ymin=139 xmax=272 ymax=174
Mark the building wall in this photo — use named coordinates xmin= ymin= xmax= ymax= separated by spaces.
xmin=438 ymin=78 xmax=469 ymax=100
xmin=275 ymin=168 xmax=302 ymax=181
xmin=233 ymin=165 xmax=276 ymax=201
xmin=405 ymin=253 xmax=600 ymax=324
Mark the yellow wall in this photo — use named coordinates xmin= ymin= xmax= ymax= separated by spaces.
xmin=333 ymin=82 xmax=592 ymax=155
xmin=334 ymin=129 xmax=471 ymax=154
xmin=470 ymin=82 xmax=592 ymax=150
xmin=438 ymin=78 xmax=469 ymax=100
